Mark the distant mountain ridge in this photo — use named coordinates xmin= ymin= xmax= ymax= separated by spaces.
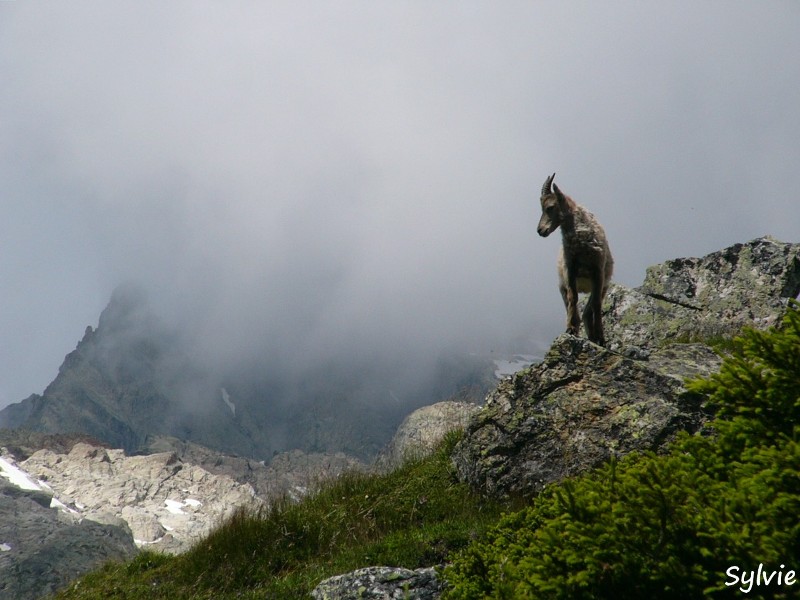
xmin=0 ymin=285 xmax=262 ymax=456
xmin=0 ymin=285 xmax=495 ymax=461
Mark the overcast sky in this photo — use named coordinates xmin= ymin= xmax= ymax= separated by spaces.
xmin=1 ymin=2 xmax=799 ymax=408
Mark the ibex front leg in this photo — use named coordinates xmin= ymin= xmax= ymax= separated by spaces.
xmin=564 ymin=274 xmax=581 ymax=336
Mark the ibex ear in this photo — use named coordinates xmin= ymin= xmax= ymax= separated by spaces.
xmin=553 ymin=183 xmax=568 ymax=207
xmin=541 ymin=173 xmax=555 ymax=198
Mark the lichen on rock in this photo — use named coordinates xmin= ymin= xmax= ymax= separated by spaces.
xmin=451 ymin=335 xmax=721 ymax=498
xmin=605 ymin=236 xmax=800 ymax=350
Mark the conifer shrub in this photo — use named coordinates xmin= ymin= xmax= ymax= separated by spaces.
xmin=444 ymin=302 xmax=800 ymax=599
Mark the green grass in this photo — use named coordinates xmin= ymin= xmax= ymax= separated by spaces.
xmin=52 ymin=430 xmax=507 ymax=599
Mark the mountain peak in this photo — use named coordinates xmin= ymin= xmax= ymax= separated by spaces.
xmin=97 ymin=283 xmax=153 ymax=335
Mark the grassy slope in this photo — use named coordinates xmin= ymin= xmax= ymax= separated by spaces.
xmin=52 ymin=431 xmax=508 ymax=599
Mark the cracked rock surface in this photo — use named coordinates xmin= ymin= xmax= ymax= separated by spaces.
xmin=20 ymin=442 xmax=262 ymax=554
xmin=604 ymin=236 xmax=800 ymax=350
xmin=451 ymin=336 xmax=721 ymax=498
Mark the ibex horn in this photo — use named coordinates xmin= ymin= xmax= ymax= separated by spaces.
xmin=541 ymin=173 xmax=556 ymax=197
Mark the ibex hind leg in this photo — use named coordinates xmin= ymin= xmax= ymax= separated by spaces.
xmin=583 ymin=293 xmax=606 ymax=346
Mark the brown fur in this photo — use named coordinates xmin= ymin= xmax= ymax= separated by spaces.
xmin=537 ymin=173 xmax=614 ymax=345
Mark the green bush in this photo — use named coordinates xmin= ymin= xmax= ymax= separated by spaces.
xmin=444 ymin=302 xmax=800 ymax=599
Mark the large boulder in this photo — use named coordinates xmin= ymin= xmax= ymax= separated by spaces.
xmin=451 ymin=336 xmax=721 ymax=498
xmin=376 ymin=401 xmax=481 ymax=471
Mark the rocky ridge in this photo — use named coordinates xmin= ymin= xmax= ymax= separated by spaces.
xmin=18 ymin=442 xmax=261 ymax=555
xmin=0 ymin=284 xmax=497 ymax=463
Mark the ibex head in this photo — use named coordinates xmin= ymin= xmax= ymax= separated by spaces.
xmin=537 ymin=172 xmax=569 ymax=237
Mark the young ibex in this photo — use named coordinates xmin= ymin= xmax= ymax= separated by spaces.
xmin=537 ymin=173 xmax=614 ymax=346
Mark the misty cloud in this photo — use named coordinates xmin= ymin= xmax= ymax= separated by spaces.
xmin=1 ymin=3 xmax=799 ymax=406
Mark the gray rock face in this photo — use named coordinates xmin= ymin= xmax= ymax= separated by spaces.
xmin=0 ymin=456 xmax=138 ymax=600
xmin=453 ymin=237 xmax=799 ymax=499
xmin=376 ymin=401 xmax=481 ymax=471
xmin=20 ymin=442 xmax=262 ymax=554
xmin=451 ymin=336 xmax=721 ymax=498
xmin=312 ymin=566 xmax=444 ymax=600
xmin=141 ymin=435 xmax=366 ymax=502
xmin=604 ymin=236 xmax=800 ymax=350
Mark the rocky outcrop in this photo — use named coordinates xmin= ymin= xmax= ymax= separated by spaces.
xmin=451 ymin=336 xmax=721 ymax=498
xmin=604 ymin=236 xmax=800 ymax=350
xmin=0 ymin=455 xmax=138 ymax=600
xmin=453 ymin=237 xmax=800 ymax=499
xmin=376 ymin=401 xmax=481 ymax=471
xmin=20 ymin=442 xmax=262 ymax=554
xmin=312 ymin=566 xmax=444 ymax=600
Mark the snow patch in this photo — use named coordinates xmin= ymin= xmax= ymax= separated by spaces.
xmin=494 ymin=355 xmax=539 ymax=379
xmin=184 ymin=498 xmax=202 ymax=508
xmin=49 ymin=497 xmax=81 ymax=515
xmin=164 ymin=499 xmax=185 ymax=515
xmin=0 ymin=457 xmax=42 ymax=491
xmin=0 ymin=457 xmax=83 ymax=515
xmin=0 ymin=543 xmax=11 ymax=552
xmin=221 ymin=387 xmax=236 ymax=416
xmin=134 ymin=536 xmax=166 ymax=547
